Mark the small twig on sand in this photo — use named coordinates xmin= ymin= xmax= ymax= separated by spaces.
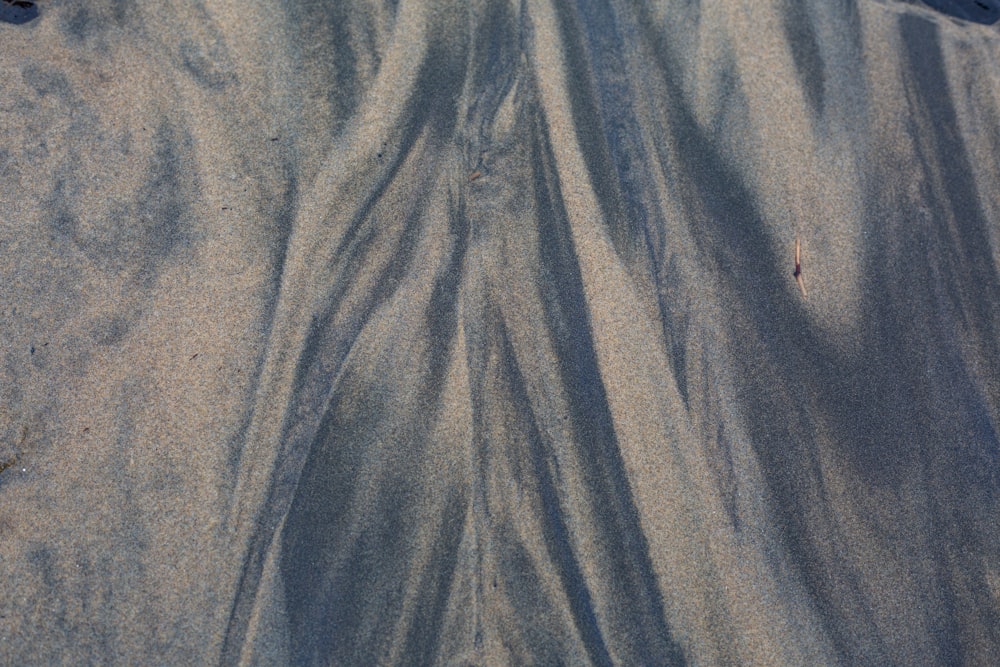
xmin=794 ymin=237 xmax=807 ymax=298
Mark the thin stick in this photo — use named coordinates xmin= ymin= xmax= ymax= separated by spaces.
xmin=794 ymin=237 xmax=807 ymax=298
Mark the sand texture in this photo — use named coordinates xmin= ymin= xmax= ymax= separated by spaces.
xmin=2 ymin=0 xmax=999 ymax=664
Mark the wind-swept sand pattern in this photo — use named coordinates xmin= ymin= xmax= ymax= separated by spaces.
xmin=1 ymin=0 xmax=998 ymax=664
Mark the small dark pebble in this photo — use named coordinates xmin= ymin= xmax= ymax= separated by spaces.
xmin=0 ymin=0 xmax=38 ymax=25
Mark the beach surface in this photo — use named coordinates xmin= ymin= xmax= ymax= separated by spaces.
xmin=2 ymin=0 xmax=999 ymax=664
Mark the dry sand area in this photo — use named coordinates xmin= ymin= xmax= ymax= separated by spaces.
xmin=2 ymin=0 xmax=1000 ymax=664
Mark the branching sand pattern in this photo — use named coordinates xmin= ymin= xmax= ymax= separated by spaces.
xmin=1 ymin=1 xmax=999 ymax=664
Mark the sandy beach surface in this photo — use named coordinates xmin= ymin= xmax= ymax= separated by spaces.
xmin=2 ymin=0 xmax=999 ymax=664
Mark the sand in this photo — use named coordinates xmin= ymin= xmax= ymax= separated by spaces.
xmin=1 ymin=0 xmax=999 ymax=664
